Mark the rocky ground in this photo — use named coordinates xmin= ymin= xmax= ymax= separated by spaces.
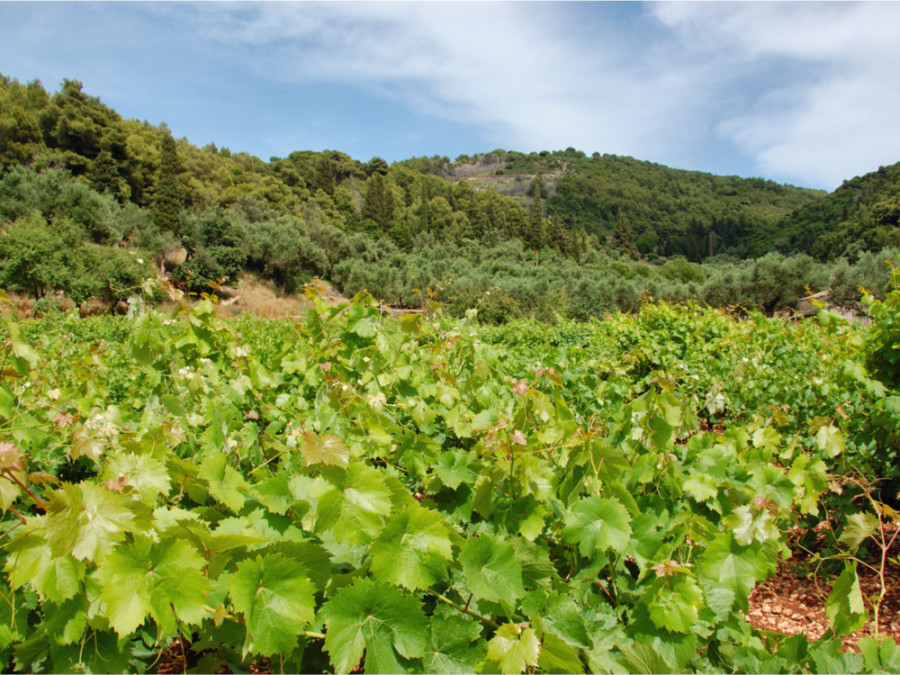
xmin=745 ymin=540 xmax=900 ymax=650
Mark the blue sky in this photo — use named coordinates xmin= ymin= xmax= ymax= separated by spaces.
xmin=1 ymin=2 xmax=899 ymax=191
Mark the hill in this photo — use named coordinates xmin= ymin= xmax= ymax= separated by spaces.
xmin=423 ymin=150 xmax=824 ymax=260
xmin=779 ymin=161 xmax=900 ymax=260
xmin=1 ymin=73 xmax=898 ymax=319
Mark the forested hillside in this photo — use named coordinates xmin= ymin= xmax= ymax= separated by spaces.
xmin=1 ymin=74 xmax=899 ymax=319
xmin=780 ymin=163 xmax=900 ymax=260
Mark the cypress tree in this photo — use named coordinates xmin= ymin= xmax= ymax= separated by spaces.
xmin=152 ymin=132 xmax=185 ymax=236
xmin=314 ymin=153 xmax=335 ymax=195
xmin=524 ymin=182 xmax=546 ymax=252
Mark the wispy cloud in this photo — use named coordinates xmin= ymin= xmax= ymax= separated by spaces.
xmin=4 ymin=2 xmax=898 ymax=189
xmin=179 ymin=3 xmax=710 ymax=162
xmin=172 ymin=1 xmax=900 ymax=189
xmin=650 ymin=2 xmax=900 ymax=188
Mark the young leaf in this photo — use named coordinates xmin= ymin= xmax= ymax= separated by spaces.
xmin=486 ymin=623 xmax=540 ymax=675
xmin=94 ymin=534 xmax=208 ymax=636
xmin=816 ymin=424 xmax=844 ymax=458
xmin=369 ymin=503 xmax=454 ymax=591
xmin=198 ymin=452 xmax=249 ymax=513
xmin=301 ymin=432 xmax=350 ymax=468
xmin=538 ymin=632 xmax=584 ymax=674
xmin=683 ymin=472 xmax=719 ymax=503
xmin=321 ymin=577 xmax=427 ymax=674
xmin=838 ymin=512 xmax=880 ymax=550
xmin=228 ymin=553 xmax=317 ymax=657
xmin=4 ymin=527 xmax=85 ymax=603
xmin=102 ymin=452 xmax=171 ymax=501
xmin=459 ymin=535 xmax=525 ymax=604
xmin=45 ymin=482 xmax=137 ymax=561
xmin=646 ymin=576 xmax=704 ymax=634
xmin=562 ymin=495 xmax=632 ymax=557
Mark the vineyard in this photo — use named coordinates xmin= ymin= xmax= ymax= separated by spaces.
xmin=1 ymin=276 xmax=900 ymax=674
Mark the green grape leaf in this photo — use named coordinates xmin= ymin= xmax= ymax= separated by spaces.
xmin=521 ymin=591 xmax=589 ymax=649
xmin=316 ymin=464 xmax=393 ymax=544
xmin=160 ymin=393 xmax=187 ymax=417
xmin=423 ymin=613 xmax=486 ymax=674
xmin=94 ymin=534 xmax=208 ymax=636
xmin=616 ymin=642 xmax=676 ymax=674
xmin=683 ymin=472 xmax=718 ymax=503
xmin=816 ymin=424 xmax=844 ymax=458
xmin=102 ymin=452 xmax=171 ymax=501
xmin=40 ymin=596 xmax=89 ymax=646
xmin=198 ymin=452 xmax=249 ymax=513
xmin=5 ymin=320 xmax=39 ymax=375
xmin=45 ymin=482 xmax=137 ymax=561
xmin=562 ymin=496 xmax=632 ymax=557
xmin=647 ymin=576 xmax=704 ymax=634
xmin=539 ymin=632 xmax=584 ymax=674
xmin=824 ymin=563 xmax=867 ymax=636
xmin=839 ymin=512 xmax=880 ymax=550
xmin=0 ymin=478 xmax=20 ymax=512
xmin=486 ymin=623 xmax=540 ymax=675
xmin=459 ymin=535 xmax=525 ymax=604
xmin=4 ymin=526 xmax=85 ymax=603
xmin=253 ymin=471 xmax=294 ymax=515
xmin=699 ymin=534 xmax=775 ymax=611
xmin=433 ymin=449 xmax=474 ymax=490
xmin=858 ymin=636 xmax=900 ymax=673
xmin=369 ymin=503 xmax=454 ymax=590
xmin=229 ymin=553 xmax=316 ymax=657
xmin=301 ymin=432 xmax=350 ymax=468
xmin=321 ymin=578 xmax=427 ymax=674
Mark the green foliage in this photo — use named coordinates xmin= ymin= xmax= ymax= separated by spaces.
xmin=0 ymin=290 xmax=896 ymax=673
xmin=5 ymin=73 xmax=900 ymax=315
xmin=784 ymin=161 xmax=900 ymax=260
xmin=863 ymin=264 xmax=900 ymax=389
xmin=151 ymin=132 xmax=185 ymax=235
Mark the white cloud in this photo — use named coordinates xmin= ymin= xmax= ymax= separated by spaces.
xmin=180 ymin=4 xmax=697 ymax=155
xmin=650 ymin=2 xmax=900 ymax=188
xmin=170 ymin=1 xmax=900 ymax=189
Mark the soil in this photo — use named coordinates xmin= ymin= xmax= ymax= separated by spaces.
xmin=745 ymin=538 xmax=900 ymax=650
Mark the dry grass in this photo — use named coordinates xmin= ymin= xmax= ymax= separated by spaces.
xmin=210 ymin=275 xmax=329 ymax=319
xmin=1 ymin=275 xmax=343 ymax=321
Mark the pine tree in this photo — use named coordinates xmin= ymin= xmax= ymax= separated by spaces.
xmin=89 ymin=150 xmax=128 ymax=202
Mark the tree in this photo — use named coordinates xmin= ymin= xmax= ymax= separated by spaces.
xmin=151 ymin=132 xmax=185 ymax=236
xmin=314 ymin=153 xmax=335 ymax=195
xmin=546 ymin=213 xmax=570 ymax=256
xmin=610 ymin=214 xmax=639 ymax=260
xmin=365 ymin=156 xmax=389 ymax=177
xmin=89 ymin=150 xmax=129 ymax=202
xmin=523 ymin=182 xmax=546 ymax=253
xmin=362 ymin=173 xmax=394 ymax=230
xmin=0 ymin=214 xmax=81 ymax=299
